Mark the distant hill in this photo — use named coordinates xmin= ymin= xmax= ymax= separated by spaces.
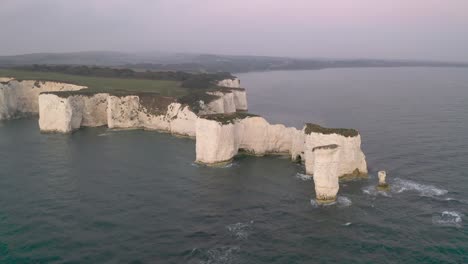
xmin=1 ymin=51 xmax=467 ymax=73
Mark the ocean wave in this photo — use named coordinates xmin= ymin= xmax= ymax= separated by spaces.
xmin=337 ymin=196 xmax=352 ymax=207
xmin=199 ymin=246 xmax=240 ymax=264
xmin=295 ymin=173 xmax=312 ymax=181
xmin=362 ymin=185 xmax=392 ymax=197
xmin=226 ymin=221 xmax=254 ymax=240
xmin=392 ymin=178 xmax=448 ymax=197
xmin=432 ymin=211 xmax=463 ymax=227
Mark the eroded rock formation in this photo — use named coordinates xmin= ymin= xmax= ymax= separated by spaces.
xmin=1 ymin=76 xmax=368 ymax=202
xmin=194 ymin=116 xmax=368 ymax=203
xmin=0 ymin=79 xmax=85 ymax=120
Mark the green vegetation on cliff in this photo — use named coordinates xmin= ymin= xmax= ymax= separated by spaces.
xmin=304 ymin=123 xmax=359 ymax=137
xmin=200 ymin=113 xmax=258 ymax=125
xmin=0 ymin=66 xmax=235 ymax=98
xmin=0 ymin=69 xmax=186 ymax=97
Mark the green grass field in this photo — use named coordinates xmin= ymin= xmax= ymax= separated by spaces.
xmin=0 ymin=69 xmax=188 ymax=97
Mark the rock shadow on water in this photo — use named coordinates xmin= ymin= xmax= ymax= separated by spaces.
xmin=191 ymin=161 xmax=239 ymax=169
xmin=310 ymin=196 xmax=352 ymax=208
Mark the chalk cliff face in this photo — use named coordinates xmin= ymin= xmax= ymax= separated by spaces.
xmin=231 ymin=89 xmax=248 ymax=111
xmin=312 ymin=144 xmax=340 ymax=202
xmin=39 ymin=90 xmax=238 ymax=136
xmin=0 ymin=79 xmax=85 ymax=120
xmin=107 ymin=95 xmax=198 ymax=136
xmin=195 ymin=117 xmax=367 ymax=201
xmin=304 ymin=125 xmax=367 ymax=178
xmin=195 ymin=118 xmax=239 ymax=164
xmin=39 ymin=93 xmax=109 ymax=133
xmin=203 ymin=91 xmax=237 ymax=114
xmin=217 ymin=78 xmax=241 ymax=88
xmin=39 ymin=94 xmax=83 ymax=133
xmin=195 ymin=115 xmax=303 ymax=164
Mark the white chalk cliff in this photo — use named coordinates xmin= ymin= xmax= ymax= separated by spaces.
xmin=0 ymin=79 xmax=85 ymax=120
xmin=1 ymin=75 xmax=367 ymax=202
xmin=39 ymin=93 xmax=109 ymax=133
xmin=195 ymin=117 xmax=367 ymax=202
xmin=217 ymin=78 xmax=241 ymax=88
xmin=303 ymin=124 xmax=367 ymax=178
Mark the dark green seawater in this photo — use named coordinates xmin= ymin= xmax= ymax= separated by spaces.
xmin=1 ymin=67 xmax=468 ymax=263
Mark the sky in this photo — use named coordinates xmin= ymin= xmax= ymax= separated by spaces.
xmin=2 ymin=0 xmax=468 ymax=61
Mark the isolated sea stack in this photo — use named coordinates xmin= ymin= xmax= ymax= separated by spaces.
xmin=377 ymin=171 xmax=389 ymax=191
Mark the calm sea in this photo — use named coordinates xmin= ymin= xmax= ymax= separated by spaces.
xmin=1 ymin=68 xmax=467 ymax=263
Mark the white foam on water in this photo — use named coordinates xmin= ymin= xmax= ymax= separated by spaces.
xmin=310 ymin=199 xmax=320 ymax=208
xmin=337 ymin=196 xmax=352 ymax=207
xmin=199 ymin=246 xmax=240 ymax=264
xmin=432 ymin=211 xmax=463 ymax=227
xmin=392 ymin=178 xmax=448 ymax=197
xmin=98 ymin=133 xmax=109 ymax=137
xmin=362 ymin=185 xmax=392 ymax=197
xmin=226 ymin=221 xmax=254 ymax=240
xmin=342 ymin=222 xmax=352 ymax=226
xmin=295 ymin=173 xmax=312 ymax=181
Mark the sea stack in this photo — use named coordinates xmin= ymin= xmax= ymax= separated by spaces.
xmin=377 ymin=170 xmax=389 ymax=190
xmin=312 ymin=144 xmax=340 ymax=203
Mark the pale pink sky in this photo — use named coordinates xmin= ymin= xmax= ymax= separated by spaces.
xmin=2 ymin=0 xmax=468 ymax=61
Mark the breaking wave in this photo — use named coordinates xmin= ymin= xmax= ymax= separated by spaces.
xmin=295 ymin=173 xmax=312 ymax=181
xmin=198 ymin=246 xmax=240 ymax=264
xmin=226 ymin=221 xmax=254 ymax=240
xmin=432 ymin=211 xmax=463 ymax=227
xmin=392 ymin=178 xmax=448 ymax=197
xmin=361 ymin=185 xmax=392 ymax=197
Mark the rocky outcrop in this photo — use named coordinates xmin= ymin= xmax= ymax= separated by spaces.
xmin=304 ymin=124 xmax=367 ymax=178
xmin=217 ymin=78 xmax=241 ymax=88
xmin=195 ymin=114 xmax=303 ymax=164
xmin=230 ymin=88 xmax=248 ymax=111
xmin=215 ymin=78 xmax=248 ymax=111
xmin=203 ymin=91 xmax=237 ymax=114
xmin=195 ymin=118 xmax=239 ymax=164
xmin=39 ymin=93 xmax=109 ymax=133
xmin=195 ymin=117 xmax=368 ymax=201
xmin=39 ymin=90 xmax=238 ymax=136
xmin=107 ymin=95 xmax=197 ymax=136
xmin=0 ymin=79 xmax=85 ymax=120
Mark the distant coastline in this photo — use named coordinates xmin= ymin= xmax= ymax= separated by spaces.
xmin=1 ymin=51 xmax=467 ymax=74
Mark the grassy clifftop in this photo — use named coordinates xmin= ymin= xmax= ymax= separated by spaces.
xmin=305 ymin=123 xmax=359 ymax=137
xmin=0 ymin=65 xmax=235 ymax=98
xmin=0 ymin=69 xmax=186 ymax=97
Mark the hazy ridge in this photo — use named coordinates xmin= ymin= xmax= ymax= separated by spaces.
xmin=1 ymin=51 xmax=467 ymax=73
